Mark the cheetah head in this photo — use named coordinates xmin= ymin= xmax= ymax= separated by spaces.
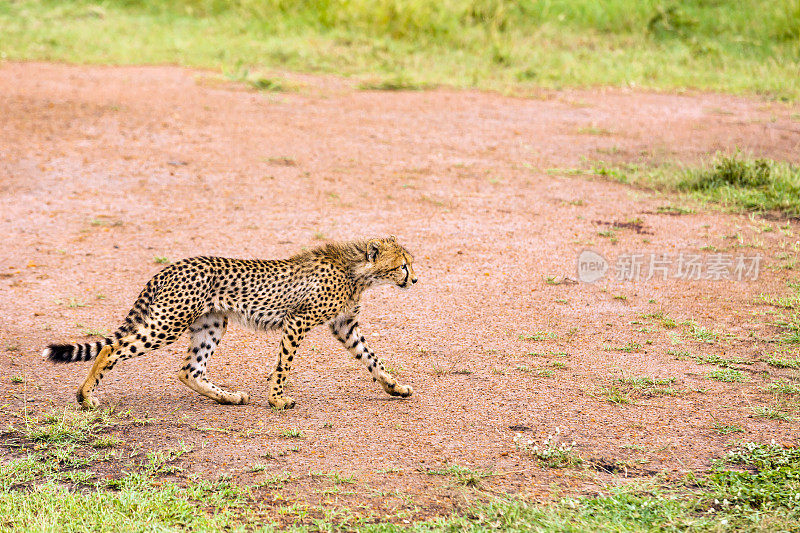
xmin=365 ymin=236 xmax=417 ymax=288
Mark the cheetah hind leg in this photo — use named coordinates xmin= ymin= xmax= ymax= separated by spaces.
xmin=178 ymin=373 xmax=249 ymax=405
xmin=177 ymin=314 xmax=249 ymax=405
xmin=77 ymin=344 xmax=118 ymax=410
xmin=77 ymin=326 xmax=176 ymax=409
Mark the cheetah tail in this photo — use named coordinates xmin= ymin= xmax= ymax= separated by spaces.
xmin=43 ymin=338 xmax=113 ymax=363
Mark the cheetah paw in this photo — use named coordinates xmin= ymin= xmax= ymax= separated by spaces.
xmin=218 ymin=391 xmax=249 ymax=405
xmin=77 ymin=392 xmax=100 ymax=410
xmin=387 ymin=383 xmax=413 ymax=398
xmin=269 ymin=396 xmax=296 ymax=410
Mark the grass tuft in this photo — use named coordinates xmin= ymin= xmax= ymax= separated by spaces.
xmin=358 ymin=75 xmax=435 ymax=91
xmin=677 ymin=155 xmax=800 ymax=215
xmin=712 ymin=422 xmax=744 ymax=435
xmin=766 ymin=379 xmax=800 ymax=395
xmin=598 ymin=386 xmax=632 ymax=405
xmin=616 ymin=375 xmax=682 ymax=397
xmin=514 ymin=427 xmax=583 ymax=468
xmin=766 ymin=356 xmax=800 ymax=369
xmin=425 ymin=464 xmax=493 ymax=487
xmin=279 ymin=428 xmax=305 ymax=439
xmin=707 ymin=369 xmax=749 ymax=383
xmin=599 ymin=154 xmax=800 ymax=216
xmin=15 ymin=408 xmax=115 ymax=445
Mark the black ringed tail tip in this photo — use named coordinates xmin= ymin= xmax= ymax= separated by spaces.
xmin=44 ymin=344 xmax=77 ymax=363
xmin=43 ymin=340 xmax=110 ymax=363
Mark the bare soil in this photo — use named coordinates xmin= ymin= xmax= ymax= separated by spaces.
xmin=1 ymin=62 xmax=799 ymax=523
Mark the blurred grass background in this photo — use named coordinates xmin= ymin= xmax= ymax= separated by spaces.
xmin=1 ymin=0 xmax=799 ymax=97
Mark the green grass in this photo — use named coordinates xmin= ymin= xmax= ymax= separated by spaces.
xmin=603 ymin=341 xmax=643 ymax=353
xmin=1 ymin=1 xmax=799 ymax=98
xmin=598 ymin=154 xmax=800 ymax=216
xmin=615 ymin=375 xmax=682 ymax=397
xmin=766 ymin=379 xmax=800 ymax=395
xmin=437 ymin=442 xmax=800 ymax=531
xmin=678 ymin=156 xmax=800 ymax=216
xmin=518 ymin=331 xmax=557 ymax=341
xmin=56 ymin=297 xmax=87 ymax=309
xmin=309 ymin=471 xmax=356 ymax=485
xmin=752 ymin=405 xmax=794 ymax=421
xmin=17 ymin=407 xmax=115 ymax=444
xmin=224 ymin=66 xmax=302 ymax=92
xmin=357 ymin=75 xmax=435 ymax=91
xmin=656 ymin=204 xmax=693 ymax=215
xmin=597 ymin=385 xmax=632 ymax=405
xmin=91 ymin=435 xmax=123 ymax=449
xmin=766 ymin=356 xmax=800 ymax=369
xmin=641 ymin=310 xmax=678 ymax=329
xmin=760 ymin=281 xmax=800 ymax=344
xmin=278 ymin=428 xmax=305 ymax=439
xmin=3 ymin=408 xmax=800 ymax=531
xmin=712 ymin=422 xmax=744 ymax=435
xmin=2 ymin=408 xmax=253 ymax=530
xmin=692 ymin=353 xmax=750 ymax=368
xmin=1 ymin=461 xmax=256 ymax=531
xmin=514 ymin=429 xmax=584 ymax=468
xmin=682 ymin=319 xmax=720 ymax=344
xmin=425 ymin=464 xmax=493 ymax=488
xmin=707 ymin=369 xmax=749 ymax=383
xmin=256 ymin=472 xmax=293 ymax=489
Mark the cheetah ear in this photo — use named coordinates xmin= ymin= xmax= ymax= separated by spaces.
xmin=387 ymin=235 xmax=397 ymax=243
xmin=366 ymin=239 xmax=381 ymax=262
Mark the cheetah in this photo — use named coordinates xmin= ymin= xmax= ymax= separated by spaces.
xmin=43 ymin=236 xmax=417 ymax=410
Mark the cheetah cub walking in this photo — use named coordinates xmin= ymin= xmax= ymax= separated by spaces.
xmin=44 ymin=237 xmax=417 ymax=410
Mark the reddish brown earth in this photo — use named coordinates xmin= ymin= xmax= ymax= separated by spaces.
xmin=1 ymin=62 xmax=799 ymax=522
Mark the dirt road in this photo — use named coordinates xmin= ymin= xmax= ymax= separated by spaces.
xmin=1 ymin=62 xmax=798 ymax=519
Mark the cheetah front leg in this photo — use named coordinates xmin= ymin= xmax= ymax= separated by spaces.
xmin=267 ymin=316 xmax=309 ymax=410
xmin=329 ymin=316 xmax=412 ymax=398
xmin=178 ymin=314 xmax=249 ymax=405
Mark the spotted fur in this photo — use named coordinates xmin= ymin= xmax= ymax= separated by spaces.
xmin=43 ymin=236 xmax=417 ymax=409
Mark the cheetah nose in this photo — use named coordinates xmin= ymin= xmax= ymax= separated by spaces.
xmin=411 ymin=277 xmax=417 ymax=284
